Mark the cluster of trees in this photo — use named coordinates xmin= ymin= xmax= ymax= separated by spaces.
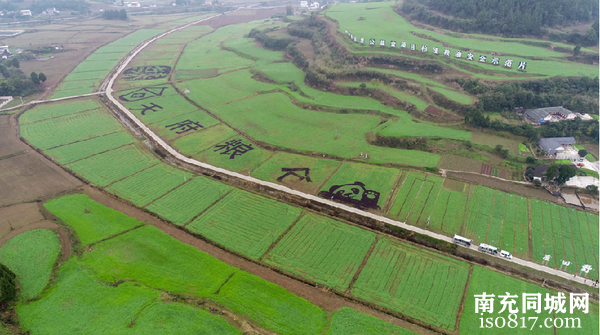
xmin=30 ymin=72 xmax=46 ymax=85
xmin=101 ymin=9 xmax=127 ymax=20
xmin=0 ymin=58 xmax=45 ymax=96
xmin=456 ymin=76 xmax=599 ymax=113
xmin=400 ymin=0 xmax=598 ymax=40
xmin=549 ymin=20 xmax=599 ymax=47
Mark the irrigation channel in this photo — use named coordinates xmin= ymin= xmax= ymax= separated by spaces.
xmin=14 ymin=10 xmax=595 ymax=288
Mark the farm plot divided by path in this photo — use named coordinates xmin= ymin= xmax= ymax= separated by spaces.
xmin=464 ymin=186 xmax=530 ymax=256
xmin=187 ymin=189 xmax=303 ymax=259
xmin=351 ymin=237 xmax=470 ymax=331
xmin=264 ymin=213 xmax=376 ymax=291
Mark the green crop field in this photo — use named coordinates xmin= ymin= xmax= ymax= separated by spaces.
xmin=187 ymin=189 xmax=303 ymax=259
xmin=214 ymin=272 xmax=327 ymax=335
xmin=250 ymin=152 xmax=341 ymax=194
xmin=460 ymin=266 xmax=599 ymax=334
xmin=66 ymin=144 xmax=159 ymax=187
xmin=464 ymin=186 xmax=496 ymax=244
xmin=327 ymin=307 xmax=417 ymax=334
xmin=352 ymin=237 xmax=469 ymax=331
xmin=51 ymin=29 xmax=167 ymax=99
xmin=428 ymin=180 xmax=468 ymax=234
xmin=44 ymin=194 xmax=143 ymax=245
xmin=388 ymin=171 xmax=424 ymax=220
xmin=338 ymin=81 xmax=429 ymax=111
xmin=264 ymin=213 xmax=376 ymax=291
xmin=18 ymin=260 xmax=161 ymax=335
xmin=319 ymin=162 xmax=401 ymax=209
xmin=44 ymin=131 xmax=135 ymax=164
xmin=121 ymin=302 xmax=241 ymax=334
xmin=377 ymin=118 xmax=471 ymax=141
xmin=0 ymin=229 xmax=60 ymax=300
xmin=146 ymin=176 xmax=232 ymax=226
xmin=82 ymin=226 xmax=236 ymax=297
xmin=106 ymin=163 xmax=192 ymax=207
xmin=406 ymin=175 xmax=443 ymax=227
xmin=19 ymin=99 xmax=100 ymax=124
xmin=428 ymin=85 xmax=474 ymax=104
xmin=20 ymin=108 xmax=124 ymax=150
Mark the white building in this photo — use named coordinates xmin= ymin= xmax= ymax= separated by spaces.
xmin=20 ymin=10 xmax=32 ymax=16
xmin=300 ymin=1 xmax=308 ymax=7
xmin=310 ymin=2 xmax=319 ymax=9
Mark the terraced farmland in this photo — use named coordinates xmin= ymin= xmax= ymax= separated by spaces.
xmin=264 ymin=213 xmax=376 ymax=291
xmin=352 ymin=237 xmax=470 ymax=331
xmin=187 ymin=189 xmax=303 ymax=259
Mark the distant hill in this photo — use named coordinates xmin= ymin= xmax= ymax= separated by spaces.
xmin=400 ymin=0 xmax=599 ymax=42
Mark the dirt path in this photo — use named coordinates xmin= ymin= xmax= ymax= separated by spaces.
xmin=0 ymin=221 xmax=58 ymax=246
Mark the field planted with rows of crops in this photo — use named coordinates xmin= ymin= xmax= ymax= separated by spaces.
xmin=19 ymin=99 xmax=100 ymax=124
xmin=20 ymin=108 xmax=124 ymax=150
xmin=66 ymin=144 xmax=159 ymax=187
xmin=352 ymin=237 xmax=470 ymax=331
xmin=145 ymin=176 xmax=232 ymax=226
xmin=264 ymin=213 xmax=376 ymax=291
xmin=51 ymin=29 xmax=166 ymax=99
xmin=187 ymin=189 xmax=303 ymax=259
xmin=45 ymin=131 xmax=135 ymax=165
xmin=106 ymin=163 xmax=192 ymax=207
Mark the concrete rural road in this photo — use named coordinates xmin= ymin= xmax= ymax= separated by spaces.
xmin=16 ymin=12 xmax=595 ymax=288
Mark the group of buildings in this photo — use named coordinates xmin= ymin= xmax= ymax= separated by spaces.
xmin=519 ymin=106 xmax=594 ymax=125
xmin=299 ymin=1 xmax=322 ymax=9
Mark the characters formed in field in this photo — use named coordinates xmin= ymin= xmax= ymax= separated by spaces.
xmin=123 ymin=66 xmax=172 ymax=81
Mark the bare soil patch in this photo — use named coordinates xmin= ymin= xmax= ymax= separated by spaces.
xmin=204 ymin=8 xmax=285 ymax=29
xmin=447 ymin=171 xmax=560 ymax=203
xmin=480 ymin=163 xmax=493 ymax=176
xmin=296 ymin=37 xmax=315 ymax=59
xmin=578 ymin=193 xmax=599 ymax=211
xmin=0 ymin=202 xmax=44 ymax=233
xmin=424 ymin=105 xmax=461 ymax=120
xmin=0 ymin=115 xmax=82 ymax=207
xmin=438 ymin=155 xmax=482 ymax=173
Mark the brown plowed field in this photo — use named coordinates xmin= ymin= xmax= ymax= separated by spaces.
xmin=0 ymin=115 xmax=82 ymax=207
xmin=480 ymin=163 xmax=493 ymax=175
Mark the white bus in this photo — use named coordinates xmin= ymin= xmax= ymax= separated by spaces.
xmin=452 ymin=234 xmax=472 ymax=247
xmin=478 ymin=243 xmax=498 ymax=256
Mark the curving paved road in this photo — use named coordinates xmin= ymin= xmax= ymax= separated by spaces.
xmin=32 ymin=12 xmax=596 ymax=288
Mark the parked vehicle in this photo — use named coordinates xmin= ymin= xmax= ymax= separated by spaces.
xmin=452 ymin=234 xmax=472 ymax=247
xmin=478 ymin=243 xmax=498 ymax=256
xmin=500 ymin=250 xmax=512 ymax=259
